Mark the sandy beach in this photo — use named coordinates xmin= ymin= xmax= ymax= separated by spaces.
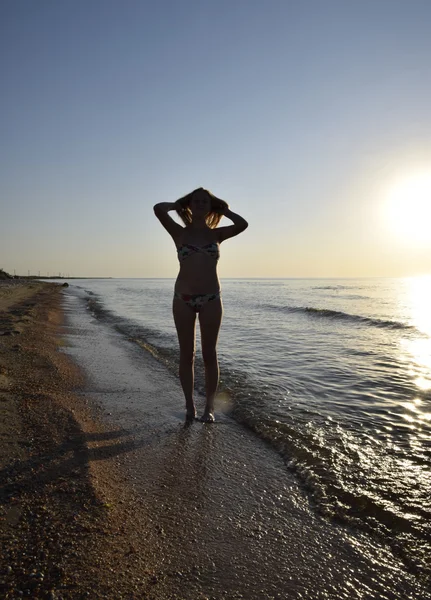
xmin=0 ymin=282 xmax=166 ymax=599
xmin=0 ymin=281 xmax=426 ymax=599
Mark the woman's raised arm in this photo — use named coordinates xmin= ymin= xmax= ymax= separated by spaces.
xmin=217 ymin=207 xmax=248 ymax=242
xmin=153 ymin=202 xmax=183 ymax=238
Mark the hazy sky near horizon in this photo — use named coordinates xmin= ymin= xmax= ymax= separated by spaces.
xmin=1 ymin=0 xmax=431 ymax=278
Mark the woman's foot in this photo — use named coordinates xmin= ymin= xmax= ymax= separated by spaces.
xmin=200 ymin=410 xmax=215 ymax=423
xmin=185 ymin=403 xmax=197 ymax=421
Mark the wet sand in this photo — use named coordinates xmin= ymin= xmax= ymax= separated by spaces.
xmin=0 ymin=281 xmax=426 ymax=599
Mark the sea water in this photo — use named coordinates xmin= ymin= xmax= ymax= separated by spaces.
xmin=60 ymin=276 xmax=431 ymax=581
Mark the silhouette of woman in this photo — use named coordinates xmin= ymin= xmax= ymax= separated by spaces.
xmin=154 ymin=188 xmax=248 ymax=422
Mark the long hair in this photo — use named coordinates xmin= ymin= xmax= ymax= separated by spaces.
xmin=175 ymin=188 xmax=227 ymax=229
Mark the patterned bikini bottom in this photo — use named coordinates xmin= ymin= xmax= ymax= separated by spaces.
xmin=174 ymin=291 xmax=221 ymax=313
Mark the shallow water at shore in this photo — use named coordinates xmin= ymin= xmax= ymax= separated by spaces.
xmin=55 ymin=276 xmax=431 ymax=583
xmin=59 ymin=286 xmax=427 ymax=599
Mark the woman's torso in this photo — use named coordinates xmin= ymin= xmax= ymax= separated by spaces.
xmin=174 ymin=228 xmax=221 ymax=294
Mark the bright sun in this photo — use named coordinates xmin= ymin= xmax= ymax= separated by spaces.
xmin=385 ymin=172 xmax=431 ymax=246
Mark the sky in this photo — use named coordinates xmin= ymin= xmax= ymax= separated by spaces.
xmin=1 ymin=0 xmax=431 ymax=278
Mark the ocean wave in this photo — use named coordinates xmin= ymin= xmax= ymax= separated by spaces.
xmin=229 ymin=401 xmax=430 ymax=579
xmin=85 ymin=294 xmax=114 ymax=321
xmin=312 ymin=285 xmax=363 ymax=290
xmin=265 ymin=304 xmax=419 ymax=333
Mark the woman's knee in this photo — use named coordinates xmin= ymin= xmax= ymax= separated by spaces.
xmin=180 ymin=349 xmax=195 ymax=365
xmin=202 ymin=348 xmax=217 ymax=367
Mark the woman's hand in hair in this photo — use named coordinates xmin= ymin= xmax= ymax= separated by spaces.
xmin=213 ymin=197 xmax=229 ymax=214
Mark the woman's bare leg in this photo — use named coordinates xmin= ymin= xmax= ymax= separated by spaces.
xmin=173 ymin=296 xmax=197 ymax=419
xmin=199 ymin=297 xmax=223 ymax=422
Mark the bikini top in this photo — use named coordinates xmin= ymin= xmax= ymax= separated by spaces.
xmin=177 ymin=242 xmax=220 ymax=262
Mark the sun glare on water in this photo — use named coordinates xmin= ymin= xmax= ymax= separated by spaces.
xmin=384 ymin=172 xmax=431 ymax=247
xmin=400 ymin=275 xmax=431 ymax=393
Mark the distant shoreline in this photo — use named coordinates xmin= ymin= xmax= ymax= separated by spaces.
xmin=15 ymin=276 xmax=113 ymax=280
